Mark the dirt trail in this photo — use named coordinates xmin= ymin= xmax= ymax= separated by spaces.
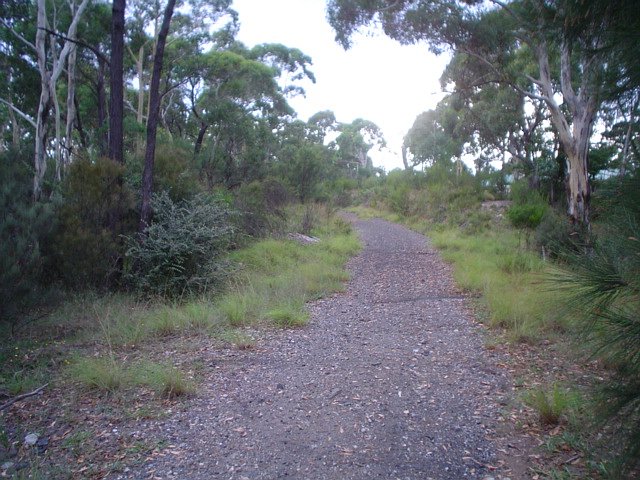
xmin=116 ymin=216 xmax=513 ymax=479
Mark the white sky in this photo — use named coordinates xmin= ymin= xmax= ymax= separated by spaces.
xmin=232 ymin=0 xmax=449 ymax=171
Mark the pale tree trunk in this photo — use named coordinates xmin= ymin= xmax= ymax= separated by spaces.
xmin=32 ymin=0 xmax=90 ymax=199
xmin=108 ymin=0 xmax=126 ymax=164
xmin=34 ymin=0 xmax=51 ymax=199
xmin=619 ymin=94 xmax=638 ymax=179
xmin=535 ymin=40 xmax=598 ymax=228
xmin=127 ymin=42 xmax=146 ymax=157
xmin=8 ymin=100 xmax=21 ymax=149
xmin=50 ymin=30 xmax=63 ymax=181
xmin=135 ymin=46 xmax=145 ymax=123
xmin=64 ymin=43 xmax=77 ymax=171
xmin=401 ymin=144 xmax=409 ymax=170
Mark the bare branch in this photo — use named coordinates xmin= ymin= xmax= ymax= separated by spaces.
xmin=0 ymin=18 xmax=36 ymax=51
xmin=38 ymin=27 xmax=109 ymax=66
xmin=0 ymin=384 xmax=48 ymax=412
xmin=0 ymin=98 xmax=37 ymax=128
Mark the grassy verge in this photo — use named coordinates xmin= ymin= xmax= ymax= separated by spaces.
xmin=0 ymin=206 xmax=360 ymax=478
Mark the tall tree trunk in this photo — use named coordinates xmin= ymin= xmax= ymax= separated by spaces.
xmin=139 ymin=0 xmax=176 ymax=232
xmin=8 ymin=101 xmax=21 ymax=149
xmin=64 ymin=43 xmax=77 ymax=171
xmin=401 ymin=144 xmax=409 ymax=170
xmin=73 ymin=94 xmax=88 ymax=149
xmin=34 ymin=0 xmax=51 ymax=199
xmin=136 ymin=46 xmax=145 ymax=124
xmin=536 ymin=40 xmax=598 ymax=228
xmin=97 ymin=59 xmax=108 ymax=156
xmin=194 ymin=122 xmax=208 ymax=154
xmin=108 ymin=0 xmax=126 ymax=164
xmin=50 ymin=32 xmax=63 ymax=182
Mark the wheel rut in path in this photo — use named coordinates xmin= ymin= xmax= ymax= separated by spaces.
xmin=117 ymin=216 xmax=511 ymax=480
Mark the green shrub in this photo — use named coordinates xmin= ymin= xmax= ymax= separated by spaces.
xmin=124 ymin=192 xmax=235 ymax=297
xmin=234 ymin=178 xmax=291 ymax=237
xmin=507 ymin=203 xmax=547 ymax=230
xmin=51 ymin=157 xmax=136 ymax=288
xmin=534 ymin=208 xmax=576 ymax=255
xmin=507 ymin=180 xmax=549 ymax=230
xmin=0 ymin=150 xmax=55 ymax=323
xmin=69 ymin=356 xmax=129 ymax=393
xmin=134 ymin=361 xmax=195 ymax=398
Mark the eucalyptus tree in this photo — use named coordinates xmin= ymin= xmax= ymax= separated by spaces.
xmin=0 ymin=1 xmax=39 ymax=151
xmin=1 ymin=0 xmax=90 ymax=198
xmin=332 ymin=118 xmax=385 ymax=176
xmin=307 ymin=110 xmax=339 ymax=144
xmin=403 ymin=95 xmax=467 ymax=169
xmin=138 ymin=0 xmax=235 ymax=230
xmin=326 ymin=0 xmax=625 ymax=228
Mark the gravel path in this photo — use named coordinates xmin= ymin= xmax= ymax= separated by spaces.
xmin=116 ymin=216 xmax=512 ymax=480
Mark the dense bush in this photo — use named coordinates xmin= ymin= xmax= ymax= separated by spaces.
xmin=507 ymin=203 xmax=546 ymax=229
xmin=124 ymin=192 xmax=236 ymax=297
xmin=234 ymin=177 xmax=291 ymax=237
xmin=533 ymin=208 xmax=576 ymax=255
xmin=507 ymin=180 xmax=548 ymax=230
xmin=50 ymin=157 xmax=136 ymax=289
xmin=0 ymin=150 xmax=54 ymax=324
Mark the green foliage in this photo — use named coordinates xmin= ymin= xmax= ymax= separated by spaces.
xmin=69 ymin=356 xmax=194 ymax=398
xmin=218 ymin=210 xmax=360 ymax=328
xmin=552 ymin=174 xmax=640 ymax=469
xmin=234 ymin=177 xmax=291 ymax=237
xmin=430 ymin=227 xmax=561 ymax=342
xmin=69 ymin=356 xmax=129 ymax=393
xmin=127 ymin=142 xmax=200 ymax=202
xmin=534 ymin=208 xmax=576 ymax=256
xmin=524 ymin=383 xmax=581 ymax=425
xmin=378 ymin=165 xmax=482 ymax=227
xmin=0 ymin=150 xmax=54 ymax=323
xmin=133 ymin=361 xmax=195 ymax=398
xmin=507 ymin=180 xmax=548 ymax=230
xmin=124 ymin=192 xmax=235 ymax=297
xmin=507 ymin=203 xmax=546 ymax=230
xmin=51 ymin=157 xmax=135 ymax=289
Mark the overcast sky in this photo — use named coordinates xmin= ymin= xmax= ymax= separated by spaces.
xmin=231 ymin=0 xmax=450 ymax=171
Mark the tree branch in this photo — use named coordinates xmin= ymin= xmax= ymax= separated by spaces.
xmin=0 ymin=18 xmax=36 ymax=51
xmin=0 ymin=98 xmax=37 ymax=128
xmin=38 ymin=27 xmax=109 ymax=66
xmin=560 ymin=40 xmax=578 ymax=114
xmin=0 ymin=384 xmax=48 ymax=412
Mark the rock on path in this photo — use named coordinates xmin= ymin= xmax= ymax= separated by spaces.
xmin=116 ymin=216 xmax=511 ymax=479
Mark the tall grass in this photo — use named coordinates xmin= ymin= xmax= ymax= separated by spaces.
xmin=218 ymin=215 xmax=359 ymax=327
xmin=429 ymin=227 xmax=564 ymax=342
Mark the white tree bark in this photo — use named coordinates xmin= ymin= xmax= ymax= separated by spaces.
xmin=64 ymin=42 xmax=78 ymax=172
xmin=534 ymin=40 xmax=598 ymax=227
xmin=33 ymin=0 xmax=90 ymax=199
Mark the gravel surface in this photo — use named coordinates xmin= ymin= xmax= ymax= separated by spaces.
xmin=115 ymin=216 xmax=512 ymax=480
